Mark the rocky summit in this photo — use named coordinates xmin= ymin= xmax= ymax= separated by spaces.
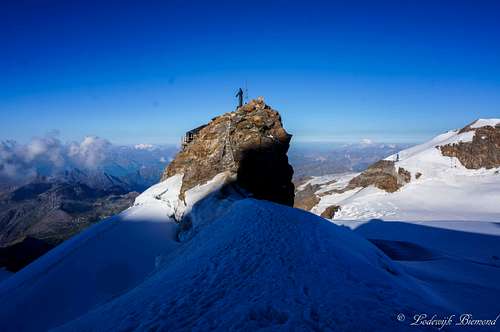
xmin=440 ymin=120 xmax=500 ymax=169
xmin=162 ymin=97 xmax=295 ymax=206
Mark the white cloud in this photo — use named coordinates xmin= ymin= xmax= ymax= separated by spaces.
xmin=24 ymin=135 xmax=65 ymax=166
xmin=360 ymin=138 xmax=374 ymax=145
xmin=134 ymin=143 xmax=154 ymax=150
xmin=0 ymin=134 xmax=111 ymax=182
xmin=68 ymin=136 xmax=110 ymax=168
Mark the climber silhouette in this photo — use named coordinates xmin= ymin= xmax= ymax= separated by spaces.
xmin=236 ymin=88 xmax=243 ymax=108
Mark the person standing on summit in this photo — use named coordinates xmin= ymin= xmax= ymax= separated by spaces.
xmin=236 ymin=88 xmax=243 ymax=108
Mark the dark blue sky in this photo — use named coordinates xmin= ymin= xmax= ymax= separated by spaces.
xmin=1 ymin=0 xmax=499 ymax=144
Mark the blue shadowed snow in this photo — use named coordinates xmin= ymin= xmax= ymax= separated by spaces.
xmin=0 ymin=204 xmax=180 ymax=332
xmin=54 ymin=199 xmax=446 ymax=331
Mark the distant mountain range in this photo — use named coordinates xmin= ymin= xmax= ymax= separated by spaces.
xmin=289 ymin=142 xmax=412 ymax=181
xmin=1 ymin=141 xmax=176 ymax=188
xmin=0 ymin=142 xmax=177 ymax=271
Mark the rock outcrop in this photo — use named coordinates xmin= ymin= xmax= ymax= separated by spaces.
xmin=440 ymin=121 xmax=500 ymax=169
xmin=345 ymin=160 xmax=411 ymax=193
xmin=320 ymin=205 xmax=341 ymax=219
xmin=163 ymin=98 xmax=295 ymax=206
xmin=293 ymin=183 xmax=321 ymax=211
xmin=291 ymin=119 xmax=500 ymax=217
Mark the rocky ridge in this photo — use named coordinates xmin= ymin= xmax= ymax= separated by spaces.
xmin=162 ymin=98 xmax=294 ymax=207
xmin=344 ymin=160 xmax=411 ymax=193
xmin=293 ymin=118 xmax=500 ymax=219
xmin=293 ymin=160 xmax=411 ymax=213
xmin=440 ymin=120 xmax=500 ymax=169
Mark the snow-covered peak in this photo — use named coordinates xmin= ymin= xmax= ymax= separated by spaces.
xmin=384 ymin=118 xmax=500 ymax=167
xmin=381 ymin=118 xmax=499 ymax=178
xmin=298 ymin=119 xmax=500 ymax=221
xmin=470 ymin=118 xmax=500 ymax=129
xmin=384 ymin=129 xmax=473 ymax=165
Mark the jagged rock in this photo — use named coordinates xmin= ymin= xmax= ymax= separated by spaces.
xmin=293 ymin=162 xmax=412 ymax=213
xmin=293 ymin=183 xmax=320 ymax=211
xmin=398 ymin=167 xmax=411 ymax=183
xmin=163 ymin=98 xmax=295 ymax=206
xmin=320 ymin=205 xmax=341 ymax=219
xmin=346 ymin=160 xmax=411 ymax=193
xmin=415 ymin=172 xmax=422 ymax=179
xmin=440 ymin=122 xmax=500 ymax=169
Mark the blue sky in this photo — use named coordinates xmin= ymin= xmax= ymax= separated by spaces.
xmin=1 ymin=0 xmax=499 ymax=145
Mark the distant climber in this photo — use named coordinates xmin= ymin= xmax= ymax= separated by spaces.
xmin=236 ymin=88 xmax=243 ymax=108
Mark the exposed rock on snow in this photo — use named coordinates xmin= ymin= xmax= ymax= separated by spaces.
xmin=149 ymin=98 xmax=296 ymax=242
xmin=162 ymin=98 xmax=294 ymax=206
xmin=440 ymin=119 xmax=500 ymax=169
xmin=468 ymin=118 xmax=500 ymax=129
xmin=345 ymin=160 xmax=411 ymax=193
xmin=293 ymin=183 xmax=320 ymax=211
xmin=296 ymin=119 xmax=500 ymax=221
xmin=320 ymin=204 xmax=341 ymax=219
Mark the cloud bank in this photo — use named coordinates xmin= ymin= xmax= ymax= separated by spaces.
xmin=0 ymin=134 xmax=111 ymax=183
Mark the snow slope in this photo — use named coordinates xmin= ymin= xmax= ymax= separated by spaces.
xmin=307 ymin=120 xmax=500 ymax=221
xmin=0 ymin=178 xmax=182 ymax=332
xmin=136 ymin=171 xmax=238 ymax=222
xmin=470 ymin=118 xmax=500 ymax=128
xmin=56 ymin=199 xmax=447 ymax=332
xmin=0 ymin=167 xmax=452 ymax=331
xmin=0 ymin=171 xmax=244 ymax=332
xmin=336 ymin=219 xmax=500 ymax=317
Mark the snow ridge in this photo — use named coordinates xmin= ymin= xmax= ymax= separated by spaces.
xmin=470 ymin=118 xmax=500 ymax=129
xmin=56 ymin=199 xmax=447 ymax=331
xmin=306 ymin=121 xmax=500 ymax=221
